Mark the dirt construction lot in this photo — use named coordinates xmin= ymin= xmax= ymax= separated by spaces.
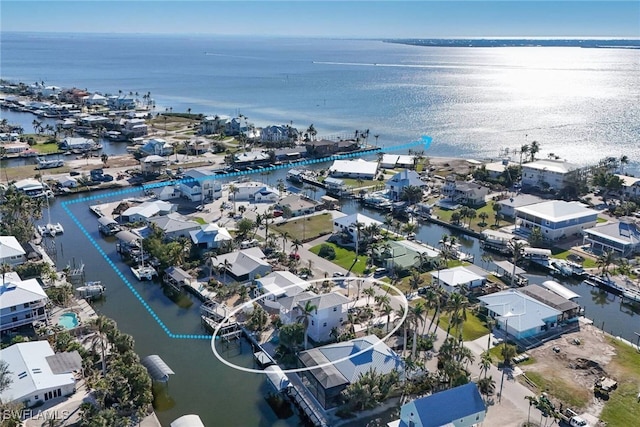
xmin=518 ymin=322 xmax=620 ymax=422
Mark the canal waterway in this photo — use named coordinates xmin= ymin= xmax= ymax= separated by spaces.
xmin=40 ymin=167 xmax=640 ymax=426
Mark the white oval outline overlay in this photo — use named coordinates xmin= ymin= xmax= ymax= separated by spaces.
xmin=210 ymin=277 xmax=409 ymax=374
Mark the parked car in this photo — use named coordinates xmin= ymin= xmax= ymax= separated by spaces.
xmin=569 ymin=416 xmax=590 ymax=427
xmin=332 ymin=271 xmax=345 ymax=277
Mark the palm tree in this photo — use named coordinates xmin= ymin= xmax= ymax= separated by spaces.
xmin=291 ymin=238 xmax=302 ymax=255
xmin=363 ymin=287 xmax=376 ymax=306
xmin=508 ymin=239 xmax=527 ymax=286
xmin=280 ymin=231 xmax=290 ymax=253
xmin=520 ymin=144 xmax=529 ymax=166
xmin=477 ymin=376 xmax=496 ymax=403
xmin=525 ymin=395 xmax=538 ymax=425
xmin=620 ymin=155 xmax=629 ymax=174
xmin=596 ymin=249 xmax=616 ymax=276
xmin=446 ymin=292 xmax=468 ymax=340
xmin=492 ymin=202 xmax=502 ymax=226
xmin=466 ymin=209 xmax=477 ymax=228
xmin=529 ymin=140 xmax=540 ymax=162
xmin=408 ymin=269 xmax=424 ymax=296
xmin=296 ymin=300 xmax=317 ymax=350
xmin=408 ymin=301 xmax=426 ymax=359
xmin=478 ymin=211 xmax=489 ymax=226
xmin=228 ymin=184 xmax=238 ymax=213
xmin=89 ymin=316 xmax=115 ymax=376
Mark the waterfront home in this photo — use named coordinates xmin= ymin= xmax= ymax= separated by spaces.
xmin=297 ymin=335 xmax=404 ymax=409
xmin=0 ymin=341 xmax=80 ymax=407
xmin=179 ymin=169 xmax=223 ymax=202
xmin=387 ymin=169 xmax=428 ymax=202
xmin=189 ymin=223 xmax=233 ymax=250
xmin=0 ymin=142 xmax=30 ymax=154
xmin=115 ymin=230 xmax=142 ymax=255
xmin=482 ymin=159 xmax=517 ymax=180
xmin=107 ymin=95 xmax=137 ymax=110
xmin=260 ymin=124 xmax=296 ymax=143
xmin=582 ymin=218 xmax=640 ymax=257
xmin=78 ymin=115 xmax=110 ymax=127
xmin=120 ymin=117 xmax=148 ymax=138
xmin=521 ymin=159 xmax=581 ymax=192
xmin=274 ymin=146 xmax=306 ymax=161
xmin=164 ymin=266 xmax=194 ymax=292
xmin=492 ymin=259 xmax=527 ymax=285
xmin=514 ymin=200 xmax=598 ymax=241
xmin=12 ymin=178 xmax=52 ymax=198
xmin=212 ymin=247 xmax=271 ymax=282
xmin=616 ymin=174 xmax=640 ymax=200
xmin=275 ymin=194 xmax=319 ymax=218
xmin=83 ymin=92 xmax=107 ymax=106
xmin=59 ymin=137 xmax=97 ymax=151
xmin=139 ymin=138 xmax=173 ymax=157
xmin=305 ymin=139 xmax=359 ymax=157
xmin=97 ymin=216 xmax=121 ymax=236
xmin=433 ymin=266 xmax=486 ymax=294
xmin=232 ymin=182 xmax=279 ymax=202
xmin=324 ymin=177 xmax=347 ymax=195
xmin=280 ymin=291 xmax=349 ymax=343
xmin=478 ymin=289 xmax=562 ymax=340
xmin=55 ymin=175 xmax=79 ymax=188
xmin=255 ymin=270 xmax=307 ymax=301
xmin=497 ymin=193 xmax=545 ymax=219
xmin=200 ymin=115 xmax=230 ymax=135
xmin=119 ymin=200 xmax=176 ymax=223
xmin=441 ymin=175 xmax=490 ymax=207
xmin=187 ymin=139 xmax=210 ymax=155
xmin=333 ymin=213 xmax=383 ymax=243
xmin=0 ymin=236 xmax=27 ymax=266
xmin=379 ymin=154 xmax=415 ymax=169
xmin=0 ymin=273 xmax=49 ymax=333
xmin=374 ymin=240 xmax=438 ymax=273
xmin=391 ymin=382 xmax=486 ymax=427
xmin=224 ymin=117 xmax=247 ymax=136
xmin=518 ymin=284 xmax=581 ymax=322
xmin=140 ymin=155 xmax=169 ymax=175
xmin=234 ymin=150 xmax=271 ymax=166
xmin=329 ymin=159 xmax=378 ymax=180
xmin=149 ymin=212 xmax=201 ymax=240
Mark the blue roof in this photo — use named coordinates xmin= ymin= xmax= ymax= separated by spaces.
xmin=400 ymin=383 xmax=485 ymax=427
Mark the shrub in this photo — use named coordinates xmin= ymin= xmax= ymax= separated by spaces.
xmin=318 ymin=243 xmax=336 ymax=260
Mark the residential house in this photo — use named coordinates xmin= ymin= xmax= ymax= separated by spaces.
xmin=179 ymin=169 xmax=223 ymax=202
xmin=518 ymin=285 xmax=581 ymax=322
xmin=59 ymin=137 xmax=97 ymax=151
xmin=393 ymin=382 xmax=486 ymax=427
xmin=276 ymin=194 xmax=318 ymax=218
xmin=140 ymin=155 xmax=169 ymax=175
xmin=261 ymin=125 xmax=296 ymax=143
xmin=521 ymin=159 xmax=580 ymax=192
xmin=107 ymin=95 xmax=137 ymax=110
xmin=0 ymin=341 xmax=80 ymax=407
xmin=273 ymin=147 xmax=306 ymax=161
xmin=224 ymin=117 xmax=246 ymax=136
xmin=514 ymin=200 xmax=598 ymax=241
xmin=121 ymin=118 xmax=148 ymax=138
xmin=297 ymin=335 xmax=403 ymax=409
xmin=582 ymin=218 xmax=640 ymax=257
xmin=333 ymin=213 xmax=383 ymax=243
xmin=0 ymin=236 xmax=27 ymax=266
xmin=433 ymin=266 xmax=486 ymax=294
xmin=213 ymin=247 xmax=271 ymax=282
xmin=497 ymin=194 xmax=545 ymax=219
xmin=189 ymin=223 xmax=233 ymax=250
xmin=149 ymin=213 xmax=201 ymax=240
xmin=200 ymin=115 xmax=230 ymax=135
xmin=616 ymin=174 xmax=640 ymax=200
xmin=387 ymin=169 xmax=428 ymax=202
xmin=234 ymin=151 xmax=271 ymax=166
xmin=119 ymin=200 xmax=176 ymax=223
xmin=139 ymin=138 xmax=173 ymax=157
xmin=187 ymin=139 xmax=210 ymax=155
xmin=324 ymin=177 xmax=347 ymax=195
xmin=482 ymin=159 xmax=516 ymax=180
xmin=78 ymin=115 xmax=110 ymax=127
xmin=83 ymin=93 xmax=107 ymax=106
xmin=478 ymin=289 xmax=562 ymax=340
xmin=256 ymin=271 xmax=307 ymax=301
xmin=55 ymin=175 xmax=79 ymax=189
xmin=0 ymin=273 xmax=49 ymax=333
xmin=12 ymin=179 xmax=51 ymax=198
xmin=280 ymin=291 xmax=349 ymax=343
xmin=375 ymin=240 xmax=438 ymax=273
xmin=441 ymin=176 xmax=490 ymax=207
xmin=305 ymin=139 xmax=359 ymax=157
xmin=329 ymin=159 xmax=378 ymax=180
xmin=232 ymin=182 xmax=279 ymax=203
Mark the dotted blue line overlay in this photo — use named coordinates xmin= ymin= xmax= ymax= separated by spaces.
xmin=61 ymin=136 xmax=432 ymax=339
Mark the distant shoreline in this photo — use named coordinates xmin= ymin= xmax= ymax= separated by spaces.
xmin=384 ymin=38 xmax=640 ymax=49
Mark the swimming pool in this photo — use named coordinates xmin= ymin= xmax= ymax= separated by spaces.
xmin=58 ymin=312 xmax=79 ymax=329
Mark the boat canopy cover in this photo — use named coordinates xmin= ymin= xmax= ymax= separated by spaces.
xmin=541 ymin=280 xmax=581 ymax=300
xmin=264 ymin=365 xmax=291 ymax=392
xmin=141 ymin=355 xmax=175 ymax=382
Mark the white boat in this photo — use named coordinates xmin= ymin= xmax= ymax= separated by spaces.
xmin=622 ymin=289 xmax=640 ymax=303
xmin=131 ymin=265 xmax=157 ymax=281
xmin=76 ymin=281 xmax=106 ymax=300
xmin=35 ymin=157 xmax=64 ymax=170
xmin=38 ymin=222 xmax=64 ymax=237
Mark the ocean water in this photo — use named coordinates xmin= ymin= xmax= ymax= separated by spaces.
xmin=2 ymin=32 xmax=639 ymax=170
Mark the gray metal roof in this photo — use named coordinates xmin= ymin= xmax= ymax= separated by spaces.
xmin=519 ymin=285 xmax=580 ymax=313
xmin=46 ymin=351 xmax=82 ymax=374
xmin=298 ymin=349 xmax=349 ymax=389
xmin=141 ymin=355 xmax=175 ymax=382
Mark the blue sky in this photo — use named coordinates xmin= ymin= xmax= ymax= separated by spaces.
xmin=1 ymin=1 xmax=638 ymax=38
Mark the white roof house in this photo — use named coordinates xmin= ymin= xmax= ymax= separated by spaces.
xmin=333 ymin=213 xmax=383 ymax=242
xmin=0 ymin=236 xmax=27 ymax=266
xmin=148 ymin=212 xmax=201 ymax=240
xmin=380 ymin=154 xmax=400 ymax=169
xmin=256 ymin=271 xmax=307 ymax=300
xmin=497 ymin=194 xmax=545 ymax=218
xmin=329 ymin=159 xmax=378 ymax=179
xmin=478 ymin=289 xmax=562 ymax=340
xmin=434 ymin=266 xmax=486 ymax=293
xmin=582 ymin=219 xmax=640 ymax=257
xmin=386 ymin=169 xmax=427 ymax=201
xmin=515 ymin=200 xmax=598 ymax=241
xmin=120 ymin=200 xmax=176 ymax=223
xmin=616 ymin=174 xmax=640 ymax=199
xmin=521 ymin=159 xmax=580 ymax=191
xmin=0 ymin=341 xmax=78 ymax=407
xmin=189 ymin=223 xmax=233 ymax=249
xmin=1 ymin=277 xmax=49 ymax=332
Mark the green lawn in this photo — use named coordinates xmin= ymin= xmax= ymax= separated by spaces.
xmin=523 ymin=371 xmax=591 ymax=409
xmin=193 ymin=217 xmax=207 ymax=225
xmin=273 ymin=213 xmax=333 ymax=242
xmin=552 ymin=249 xmax=597 ymax=268
xmin=596 ymin=217 xmax=607 ymax=223
xmin=433 ymin=204 xmax=513 ymax=232
xmin=438 ymin=311 xmax=489 ymax=341
xmin=309 ymin=242 xmax=368 ymax=274
xmin=34 ymin=142 xmax=63 ymax=154
xmin=600 ymin=338 xmax=640 ymax=426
